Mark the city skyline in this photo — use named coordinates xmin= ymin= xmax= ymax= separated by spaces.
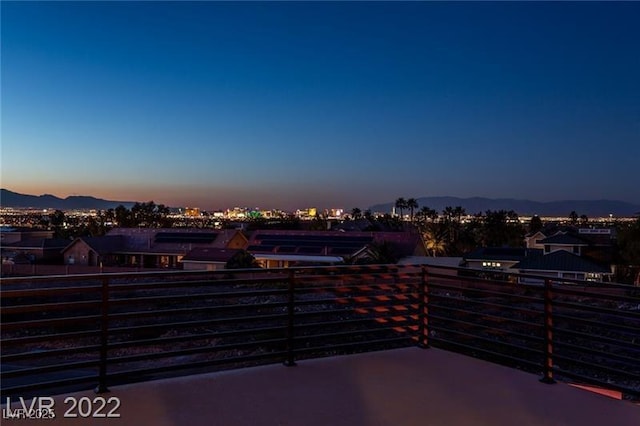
xmin=2 ymin=2 xmax=639 ymax=210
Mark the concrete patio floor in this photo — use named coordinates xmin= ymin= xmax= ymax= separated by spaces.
xmin=4 ymin=347 xmax=638 ymax=425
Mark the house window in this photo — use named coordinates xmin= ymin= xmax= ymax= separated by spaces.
xmin=573 ymin=246 xmax=579 ymax=254
xmin=544 ymin=245 xmax=550 ymax=254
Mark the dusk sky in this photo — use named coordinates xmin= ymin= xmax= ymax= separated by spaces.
xmin=2 ymin=2 xmax=639 ymax=210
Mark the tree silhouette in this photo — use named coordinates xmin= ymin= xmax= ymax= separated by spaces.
xmin=422 ymin=222 xmax=447 ymax=256
xmin=529 ymin=215 xmax=543 ymax=233
xmin=395 ymin=198 xmax=407 ymax=220
xmin=479 ymin=210 xmax=525 ymax=247
xmin=351 ymin=207 xmax=362 ymax=220
xmin=569 ymin=211 xmax=579 ymax=225
xmin=407 ymin=198 xmax=419 ymax=222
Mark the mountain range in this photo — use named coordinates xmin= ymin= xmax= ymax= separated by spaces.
xmin=2 ymin=189 xmax=639 ymax=217
xmin=0 ymin=189 xmax=135 ymax=210
xmin=370 ymin=196 xmax=640 ymax=217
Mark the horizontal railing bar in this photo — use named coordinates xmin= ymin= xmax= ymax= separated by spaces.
xmin=294 ymin=313 xmax=419 ymax=331
xmin=291 ymin=307 xmax=419 ymax=321
xmin=1 ymin=315 xmax=101 ymax=331
xmin=553 ymin=326 xmax=640 ymax=351
xmin=551 ymin=285 xmax=640 ymax=303
xmin=1 ymin=344 xmax=102 ymax=362
xmin=292 ymin=282 xmax=419 ymax=293
xmin=429 ymin=325 xmax=543 ymax=356
xmin=429 ymin=313 xmax=544 ymax=343
xmin=429 ymin=293 xmax=544 ymax=315
xmin=0 ymin=285 xmax=102 ymax=299
xmin=552 ymin=300 xmax=640 ymax=321
xmin=108 ymin=301 xmax=290 ymax=322
xmin=1 ymin=300 xmax=102 ymax=315
xmin=291 ymin=296 xmax=419 ymax=310
xmin=107 ymin=338 xmax=286 ymax=365
xmin=107 ymin=326 xmax=286 ymax=350
xmin=107 ymin=288 xmax=288 ymax=306
xmin=107 ymin=276 xmax=287 ymax=292
xmin=428 ymin=282 xmax=544 ymax=303
xmin=429 ymin=294 xmax=543 ymax=317
xmin=429 ymin=303 xmax=543 ymax=329
xmin=1 ymin=330 xmax=100 ymax=346
xmin=295 ymin=325 xmax=416 ymax=342
xmin=295 ymin=275 xmax=421 ymax=286
xmin=108 ymin=313 xmax=289 ymax=336
xmin=294 ymin=336 xmax=413 ymax=356
xmin=2 ymin=359 xmax=100 ymax=379
xmin=554 ymin=340 xmax=640 ymax=366
xmin=553 ymin=354 xmax=640 ymax=380
xmin=553 ymin=313 xmax=640 ymax=338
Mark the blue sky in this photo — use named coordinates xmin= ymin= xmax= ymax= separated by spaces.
xmin=2 ymin=2 xmax=639 ymax=210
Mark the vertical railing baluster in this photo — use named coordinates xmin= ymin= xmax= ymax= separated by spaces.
xmin=95 ymin=276 xmax=110 ymax=393
xmin=540 ymin=278 xmax=555 ymax=384
xmin=418 ymin=266 xmax=430 ymax=349
xmin=284 ymin=270 xmax=297 ymax=367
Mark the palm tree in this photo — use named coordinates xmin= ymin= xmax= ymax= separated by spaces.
xmin=423 ymin=223 xmax=447 ymax=257
xmin=417 ymin=206 xmax=438 ymax=222
xmin=395 ymin=198 xmax=407 ymax=220
xmin=569 ymin=211 xmax=579 ymax=225
xmin=351 ymin=207 xmax=362 ymax=220
xmin=407 ymin=198 xmax=419 ymax=222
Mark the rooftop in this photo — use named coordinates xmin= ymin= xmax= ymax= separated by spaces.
xmin=16 ymin=347 xmax=638 ymax=426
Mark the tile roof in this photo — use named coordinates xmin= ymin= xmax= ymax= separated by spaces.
xmin=513 ymin=250 xmax=611 ymax=274
xmin=3 ymin=238 xmax=70 ymax=249
xmin=246 ymin=230 xmax=424 ymax=259
xmin=538 ymin=233 xmax=589 ymax=246
xmin=68 ymin=236 xmax=126 ymax=255
xmin=182 ymin=248 xmax=241 ymax=263
xmin=464 ymin=247 xmax=543 ymax=262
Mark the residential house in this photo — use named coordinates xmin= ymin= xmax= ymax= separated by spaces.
xmin=61 ymin=228 xmax=248 ymax=268
xmin=461 ymin=247 xmax=542 ymax=273
xmin=2 ymin=237 xmax=69 ymax=264
xmin=246 ymin=230 xmax=427 ymax=268
xmin=464 ymin=227 xmax=616 ymax=283
xmin=181 ymin=248 xmax=242 ymax=271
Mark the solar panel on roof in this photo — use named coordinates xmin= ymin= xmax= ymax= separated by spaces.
xmin=154 ymin=232 xmax=219 ymax=244
xmin=297 ymin=247 xmax=324 ymax=254
xmin=277 ymin=246 xmax=297 ymax=253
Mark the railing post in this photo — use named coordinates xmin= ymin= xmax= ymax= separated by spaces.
xmin=418 ymin=266 xmax=430 ymax=349
xmin=540 ymin=278 xmax=556 ymax=384
xmin=284 ymin=270 xmax=297 ymax=367
xmin=95 ymin=276 xmax=110 ymax=393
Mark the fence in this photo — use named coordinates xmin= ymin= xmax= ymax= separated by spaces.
xmin=1 ymin=265 xmax=639 ymax=400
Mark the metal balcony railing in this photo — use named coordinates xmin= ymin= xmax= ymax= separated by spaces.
xmin=1 ymin=265 xmax=639 ymax=400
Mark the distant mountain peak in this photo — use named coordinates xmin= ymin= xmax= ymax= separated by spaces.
xmin=0 ymin=189 xmax=135 ymax=210
xmin=369 ymin=196 xmax=640 ymax=217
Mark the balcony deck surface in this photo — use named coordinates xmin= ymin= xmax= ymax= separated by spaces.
xmin=7 ymin=347 xmax=639 ymax=425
